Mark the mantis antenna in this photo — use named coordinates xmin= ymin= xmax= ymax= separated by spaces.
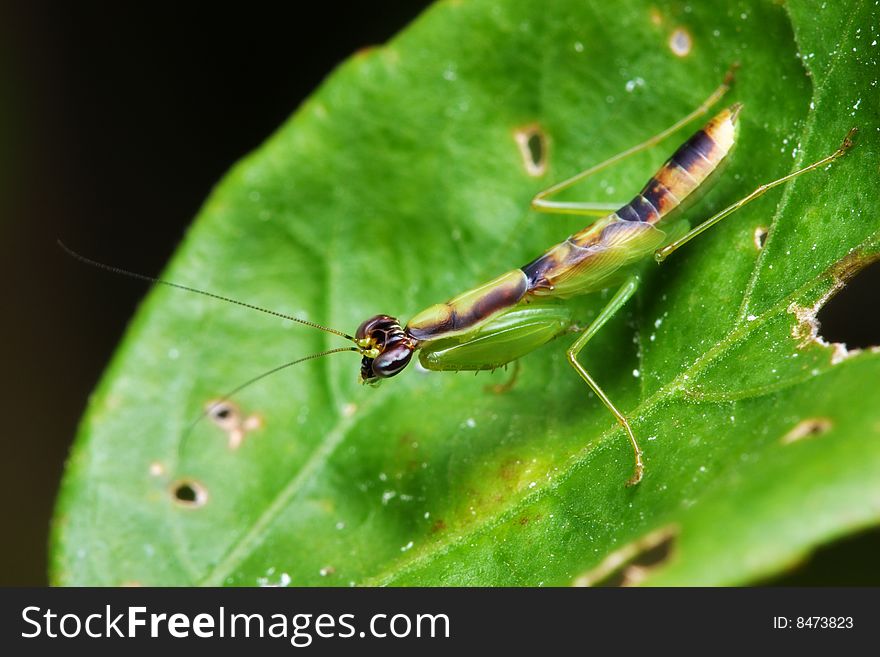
xmin=57 ymin=240 xmax=357 ymax=343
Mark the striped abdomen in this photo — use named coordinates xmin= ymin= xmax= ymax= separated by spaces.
xmin=608 ymin=103 xmax=740 ymax=227
xmin=522 ymin=105 xmax=741 ymax=298
xmin=406 ymin=105 xmax=742 ymax=340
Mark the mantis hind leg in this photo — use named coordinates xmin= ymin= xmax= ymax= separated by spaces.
xmin=567 ymin=275 xmax=644 ymax=486
xmin=531 ymin=65 xmax=737 ymax=219
xmin=655 ymin=128 xmax=857 ymax=262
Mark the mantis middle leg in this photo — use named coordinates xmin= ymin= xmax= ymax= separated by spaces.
xmin=531 ymin=66 xmax=737 ymax=219
xmin=655 ymin=128 xmax=856 ymax=262
xmin=567 ymin=275 xmax=644 ymax=486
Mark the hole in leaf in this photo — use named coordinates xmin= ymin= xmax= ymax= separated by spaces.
xmin=669 ymin=27 xmax=692 ymax=57
xmin=172 ymin=480 xmax=208 ymax=508
xmin=816 ymin=259 xmax=880 ymax=349
xmin=761 ymin=525 xmax=880 ymax=585
xmin=526 ymin=134 xmax=544 ymax=168
xmin=514 ymin=124 xmax=548 ymax=177
xmin=207 ymin=399 xmax=239 ymax=430
xmin=788 ymin=251 xmax=880 ymax=364
xmin=205 ymin=399 xmax=261 ymax=449
xmin=781 ymin=417 xmax=832 ymax=445
xmin=753 ymin=226 xmax=768 ymax=250
xmin=572 ymin=525 xmax=678 ymax=587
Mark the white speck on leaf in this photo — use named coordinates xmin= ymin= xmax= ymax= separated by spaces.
xmin=669 ymin=27 xmax=692 ymax=57
xmin=625 ymin=77 xmax=645 ymax=93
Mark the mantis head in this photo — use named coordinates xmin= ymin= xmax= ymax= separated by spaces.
xmin=355 ymin=314 xmax=418 ymax=384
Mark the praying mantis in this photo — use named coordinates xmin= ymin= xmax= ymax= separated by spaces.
xmin=62 ymin=69 xmax=856 ymax=486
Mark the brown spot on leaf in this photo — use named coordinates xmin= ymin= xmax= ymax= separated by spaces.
xmin=649 ymin=7 xmax=663 ymax=26
xmin=499 ymin=458 xmax=523 ymax=482
xmin=572 ymin=525 xmax=678 ymax=587
xmin=242 ymin=414 xmax=262 ymax=432
xmin=781 ymin=418 xmax=832 ymax=445
xmin=829 ymin=249 xmax=880 ymax=283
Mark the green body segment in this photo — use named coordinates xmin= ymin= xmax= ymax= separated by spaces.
xmin=524 ymin=217 xmax=672 ymax=299
xmin=407 ymin=269 xmax=530 ymax=341
xmin=417 ymin=302 xmax=574 ymax=372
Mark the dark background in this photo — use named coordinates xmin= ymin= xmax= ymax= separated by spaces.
xmin=1 ymin=1 xmax=432 ymax=586
xmin=1 ymin=1 xmax=876 ymax=586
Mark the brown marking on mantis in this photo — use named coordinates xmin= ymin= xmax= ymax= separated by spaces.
xmin=572 ymin=525 xmax=678 ymax=587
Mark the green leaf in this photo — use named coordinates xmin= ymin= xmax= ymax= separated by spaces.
xmin=52 ymin=0 xmax=880 ymax=586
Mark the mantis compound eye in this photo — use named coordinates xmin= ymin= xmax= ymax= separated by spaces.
xmin=371 ymin=344 xmax=414 ymax=378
